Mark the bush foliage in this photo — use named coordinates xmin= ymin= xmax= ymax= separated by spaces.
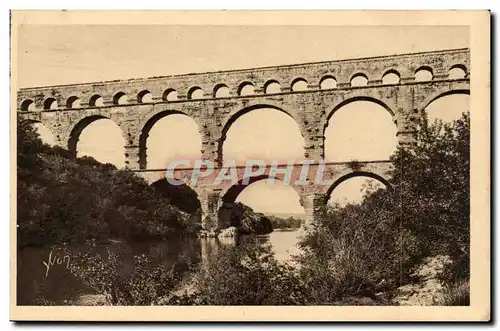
xmin=172 ymin=242 xmax=307 ymax=305
xmin=268 ymin=215 xmax=303 ymax=229
xmin=58 ymin=242 xmax=191 ymax=305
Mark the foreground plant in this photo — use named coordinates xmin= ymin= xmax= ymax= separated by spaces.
xmin=171 ymin=241 xmax=307 ymax=305
xmin=438 ymin=280 xmax=470 ymax=306
xmin=61 ymin=243 xmax=191 ymax=305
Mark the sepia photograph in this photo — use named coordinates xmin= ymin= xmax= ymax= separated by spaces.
xmin=10 ymin=10 xmax=490 ymax=322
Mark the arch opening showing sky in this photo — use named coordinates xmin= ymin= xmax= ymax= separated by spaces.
xmin=76 ymin=119 xmax=126 ymax=168
xmin=32 ymin=123 xmax=57 ymax=146
xmin=220 ymin=108 xmax=305 ymax=215
xmin=236 ymin=180 xmax=305 ymax=217
xmin=146 ymin=114 xmax=202 ymax=169
xmin=222 ymin=108 xmax=304 ymax=165
xmin=324 ymin=101 xmax=398 ymax=162
xmin=327 ymin=177 xmax=386 ymax=207
xmin=323 ymin=100 xmax=396 ymax=207
xmin=425 ymin=93 xmax=470 ymax=124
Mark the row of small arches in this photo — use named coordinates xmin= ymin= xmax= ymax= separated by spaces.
xmin=19 ymin=65 xmax=467 ymax=112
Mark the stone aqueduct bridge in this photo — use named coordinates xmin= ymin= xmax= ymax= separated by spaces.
xmin=17 ymin=48 xmax=470 ymax=230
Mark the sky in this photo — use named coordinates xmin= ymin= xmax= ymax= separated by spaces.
xmin=21 ymin=25 xmax=470 ymax=215
xmin=18 ymin=25 xmax=470 ymax=88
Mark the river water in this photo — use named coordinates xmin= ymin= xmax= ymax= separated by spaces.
xmin=17 ymin=230 xmax=301 ymax=305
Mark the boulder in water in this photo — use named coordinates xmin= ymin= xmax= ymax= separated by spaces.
xmin=215 ymin=202 xmax=274 ymax=235
xmin=218 ymin=226 xmax=238 ymax=238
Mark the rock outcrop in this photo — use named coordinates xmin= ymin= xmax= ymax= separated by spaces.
xmin=216 ymin=202 xmax=273 ymax=237
xmin=392 ymin=255 xmax=453 ymax=305
xmin=217 ymin=226 xmax=238 ymax=238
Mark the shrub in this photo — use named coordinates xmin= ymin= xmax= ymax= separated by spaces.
xmin=389 ymin=111 xmax=470 ymax=258
xmin=61 ymin=243 xmax=191 ymax=305
xmin=269 ymin=216 xmax=303 ymax=229
xmin=297 ymin=199 xmax=420 ymax=304
xmin=173 ymin=241 xmax=307 ymax=305
xmin=438 ymin=280 xmax=470 ymax=306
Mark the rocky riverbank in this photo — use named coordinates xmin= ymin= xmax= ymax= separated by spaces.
xmin=392 ymin=255 xmax=453 ymax=305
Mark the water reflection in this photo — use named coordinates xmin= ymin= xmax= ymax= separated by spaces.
xmin=201 ymin=230 xmax=300 ymax=265
xmin=263 ymin=230 xmax=302 ymax=262
xmin=17 ymin=230 xmax=300 ymax=305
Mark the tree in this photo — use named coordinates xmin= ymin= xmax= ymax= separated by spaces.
xmin=299 ymin=111 xmax=470 ymax=302
xmin=390 ymin=111 xmax=470 ymax=257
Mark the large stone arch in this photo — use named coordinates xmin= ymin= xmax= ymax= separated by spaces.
xmin=137 ymin=108 xmax=202 ymax=169
xmin=150 ymin=177 xmax=202 ymax=215
xmin=217 ymin=102 xmax=304 ymax=166
xmin=325 ymin=95 xmax=396 ymax=135
xmin=67 ymin=114 xmax=125 ymax=159
xmin=417 ymin=86 xmax=470 ymax=112
xmin=218 ymin=175 xmax=304 ymax=228
xmin=221 ymin=174 xmax=270 ymax=203
xmin=325 ymin=170 xmax=392 ymax=204
xmin=220 ymin=173 xmax=303 ymax=203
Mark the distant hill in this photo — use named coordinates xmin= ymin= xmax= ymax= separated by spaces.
xmin=261 ymin=212 xmax=307 ymax=220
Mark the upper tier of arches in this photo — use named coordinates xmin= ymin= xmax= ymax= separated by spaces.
xmin=18 ymin=49 xmax=469 ymax=112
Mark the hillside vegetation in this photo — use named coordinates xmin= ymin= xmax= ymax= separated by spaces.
xmin=17 ymin=118 xmax=200 ymax=248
